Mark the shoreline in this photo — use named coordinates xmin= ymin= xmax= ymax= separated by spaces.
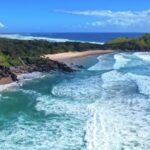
xmin=0 ymin=72 xmax=44 ymax=92
xmin=0 ymin=77 xmax=13 ymax=85
xmin=0 ymin=50 xmax=113 ymax=87
xmin=0 ymin=58 xmax=73 ymax=87
xmin=45 ymin=50 xmax=113 ymax=60
xmin=44 ymin=50 xmax=113 ymax=68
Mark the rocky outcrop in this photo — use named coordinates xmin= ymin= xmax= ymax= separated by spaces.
xmin=0 ymin=58 xmax=74 ymax=84
xmin=0 ymin=66 xmax=18 ymax=82
xmin=24 ymin=58 xmax=74 ymax=73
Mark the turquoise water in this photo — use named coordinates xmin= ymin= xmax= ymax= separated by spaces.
xmin=1 ymin=52 xmax=150 ymax=150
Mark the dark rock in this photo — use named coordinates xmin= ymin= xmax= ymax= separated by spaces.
xmin=23 ymin=58 xmax=74 ymax=73
xmin=0 ymin=65 xmax=18 ymax=82
xmin=0 ymin=58 xmax=74 ymax=84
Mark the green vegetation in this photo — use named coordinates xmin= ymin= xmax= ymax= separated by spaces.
xmin=0 ymin=38 xmax=103 ymax=67
xmin=105 ymin=34 xmax=150 ymax=51
xmin=0 ymin=34 xmax=150 ymax=67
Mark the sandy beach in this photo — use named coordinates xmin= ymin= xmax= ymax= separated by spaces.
xmin=45 ymin=50 xmax=113 ymax=60
xmin=0 ymin=50 xmax=113 ymax=85
xmin=0 ymin=77 xmax=13 ymax=85
xmin=44 ymin=50 xmax=113 ymax=68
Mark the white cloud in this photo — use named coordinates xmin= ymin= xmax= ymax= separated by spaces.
xmin=57 ymin=9 xmax=150 ymax=27
xmin=0 ymin=22 xmax=5 ymax=28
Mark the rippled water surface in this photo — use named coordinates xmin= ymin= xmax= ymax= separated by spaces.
xmin=0 ymin=52 xmax=150 ymax=150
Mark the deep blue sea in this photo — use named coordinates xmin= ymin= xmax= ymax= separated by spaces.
xmin=29 ymin=32 xmax=145 ymax=43
xmin=0 ymin=33 xmax=150 ymax=150
xmin=0 ymin=32 xmax=145 ymax=43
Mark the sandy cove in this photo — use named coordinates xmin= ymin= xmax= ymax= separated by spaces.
xmin=45 ymin=50 xmax=113 ymax=61
xmin=44 ymin=50 xmax=113 ymax=68
xmin=0 ymin=50 xmax=113 ymax=86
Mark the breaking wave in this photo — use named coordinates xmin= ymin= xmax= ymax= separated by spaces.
xmin=0 ymin=34 xmax=71 ymax=42
xmin=1 ymin=52 xmax=150 ymax=149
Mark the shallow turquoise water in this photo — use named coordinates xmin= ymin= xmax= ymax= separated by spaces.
xmin=1 ymin=52 xmax=150 ymax=150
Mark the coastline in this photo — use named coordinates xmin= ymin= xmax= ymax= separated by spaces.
xmin=0 ymin=58 xmax=73 ymax=87
xmin=0 ymin=50 xmax=113 ymax=87
xmin=0 ymin=77 xmax=13 ymax=85
xmin=0 ymin=72 xmax=45 ymax=92
xmin=44 ymin=50 xmax=113 ymax=68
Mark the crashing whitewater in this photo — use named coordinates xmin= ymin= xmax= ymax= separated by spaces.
xmin=0 ymin=52 xmax=150 ymax=150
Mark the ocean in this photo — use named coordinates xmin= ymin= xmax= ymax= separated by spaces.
xmin=0 ymin=33 xmax=150 ymax=150
xmin=0 ymin=32 xmax=145 ymax=43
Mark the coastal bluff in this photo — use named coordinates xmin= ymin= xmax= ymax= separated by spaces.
xmin=0 ymin=58 xmax=73 ymax=85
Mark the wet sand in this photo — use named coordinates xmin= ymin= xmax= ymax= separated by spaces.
xmin=0 ymin=77 xmax=13 ymax=85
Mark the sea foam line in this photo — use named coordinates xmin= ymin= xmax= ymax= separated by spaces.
xmin=0 ymin=34 xmax=104 ymax=44
xmin=0 ymin=34 xmax=71 ymax=42
xmin=0 ymin=82 xmax=18 ymax=92
xmin=0 ymin=72 xmax=46 ymax=92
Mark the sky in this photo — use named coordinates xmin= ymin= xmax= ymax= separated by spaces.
xmin=0 ymin=0 xmax=150 ymax=33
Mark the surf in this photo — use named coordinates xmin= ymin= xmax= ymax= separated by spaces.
xmin=1 ymin=52 xmax=150 ymax=149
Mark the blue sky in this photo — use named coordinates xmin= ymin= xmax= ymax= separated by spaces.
xmin=0 ymin=0 xmax=150 ymax=32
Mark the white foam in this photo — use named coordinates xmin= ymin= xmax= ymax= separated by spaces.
xmin=1 ymin=52 xmax=150 ymax=149
xmin=17 ymin=72 xmax=46 ymax=86
xmin=85 ymin=94 xmax=150 ymax=150
xmin=0 ymin=82 xmax=18 ymax=92
xmin=0 ymin=114 xmax=85 ymax=150
xmin=50 ymin=68 xmax=150 ymax=149
xmin=85 ymin=70 xmax=150 ymax=150
xmin=0 ymin=34 xmax=71 ymax=42
xmin=127 ymin=73 xmax=150 ymax=95
xmin=35 ymin=95 xmax=88 ymax=119
xmin=85 ymin=103 xmax=122 ymax=150
xmin=85 ymin=41 xmax=104 ymax=45
xmin=18 ymin=72 xmax=44 ymax=81
xmin=102 ymin=70 xmax=150 ymax=96
xmin=89 ymin=52 xmax=150 ymax=71
xmin=52 ymin=75 xmax=102 ymax=102
xmin=101 ymin=70 xmax=125 ymax=82
xmin=113 ymin=53 xmax=131 ymax=69
xmin=0 ymin=72 xmax=45 ymax=92
xmin=88 ymin=54 xmax=114 ymax=71
xmin=134 ymin=52 xmax=150 ymax=62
